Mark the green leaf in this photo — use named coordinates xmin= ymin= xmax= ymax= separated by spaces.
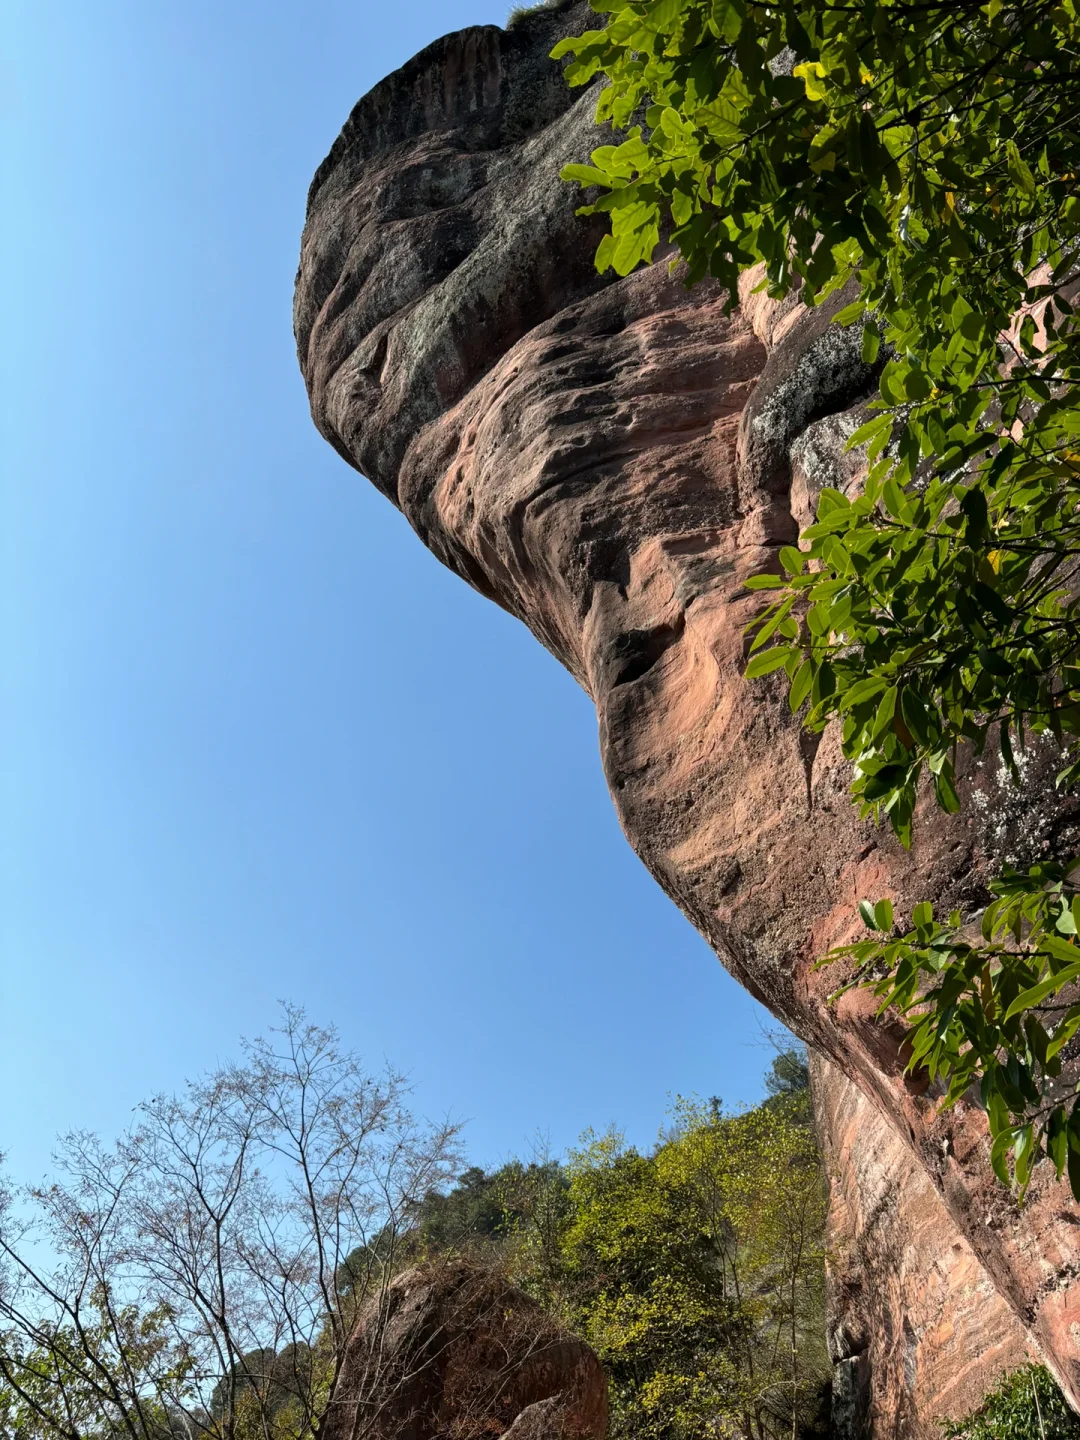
xmin=1056 ymin=901 xmax=1078 ymax=937
xmin=710 ymin=0 xmax=743 ymax=43
xmin=878 ymin=365 xmax=903 ymax=407
xmin=1046 ymin=1006 xmax=1080 ymax=1060
xmin=960 ymin=486 xmax=989 ymax=542
xmin=858 ymin=899 xmax=879 ymax=930
xmin=874 ymin=898 xmax=894 ymax=932
xmin=749 ymin=594 xmax=795 ymax=652
xmin=900 ymin=366 xmax=932 ymax=402
xmin=1006 ymin=139 xmax=1037 ymax=197
xmin=1015 ymin=1122 xmax=1035 ymax=1190
xmin=833 ymin=300 xmax=866 ymax=327
xmin=744 ymin=573 xmax=785 ymax=590
xmin=840 ymin=677 xmax=888 ymax=712
xmin=846 ymin=414 xmax=892 ymax=451
xmin=792 ymin=60 xmax=827 ymax=102
xmin=1048 ymin=1106 xmax=1068 ymax=1178
xmin=789 ymin=660 xmax=813 ymax=713
xmin=872 ymin=685 xmax=898 ymax=739
xmin=745 ymin=647 xmax=794 ymax=678
xmin=990 ymin=1129 xmax=1013 ymax=1187
xmin=1003 ymin=961 xmax=1080 ymax=1020
xmin=900 ymin=690 xmax=936 ymax=749
xmin=882 ymin=478 xmax=909 ymax=521
xmin=1040 ymin=934 xmax=1080 ymax=966
xmin=933 ymin=767 xmax=961 ymax=814
xmin=561 ymin=164 xmax=613 ymax=186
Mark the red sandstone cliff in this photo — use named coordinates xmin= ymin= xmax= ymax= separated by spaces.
xmin=293 ymin=4 xmax=1080 ymax=1429
xmin=812 ymin=1059 xmax=1032 ymax=1437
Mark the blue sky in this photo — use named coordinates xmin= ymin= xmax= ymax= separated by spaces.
xmin=2 ymin=0 xmax=775 ymax=1183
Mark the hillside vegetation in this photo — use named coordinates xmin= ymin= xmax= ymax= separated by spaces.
xmin=360 ymin=1050 xmax=833 ymax=1440
xmin=4 ymin=1013 xmax=1079 ymax=1439
xmin=0 ymin=1017 xmax=829 ymax=1440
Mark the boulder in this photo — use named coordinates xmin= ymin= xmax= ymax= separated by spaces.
xmin=322 ymin=1263 xmax=607 ymax=1440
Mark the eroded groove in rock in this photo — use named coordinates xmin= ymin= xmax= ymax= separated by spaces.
xmin=294 ymin=1 xmax=1080 ymax=1423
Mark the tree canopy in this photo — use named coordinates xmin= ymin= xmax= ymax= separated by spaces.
xmin=0 ymin=1036 xmax=828 ymax=1440
xmin=942 ymin=1364 xmax=1080 ymax=1440
xmin=0 ymin=1008 xmax=461 ymax=1440
xmin=495 ymin=1064 xmax=830 ymax=1440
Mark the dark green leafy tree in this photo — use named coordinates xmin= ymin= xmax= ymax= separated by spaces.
xmin=764 ymin=1047 xmax=810 ymax=1103
xmin=553 ymin=0 xmax=1080 ymax=1199
xmin=941 ymin=1364 xmax=1080 ymax=1440
xmin=334 ymin=1161 xmax=570 ymax=1295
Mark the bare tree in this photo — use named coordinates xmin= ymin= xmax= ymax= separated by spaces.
xmin=0 ymin=1006 xmax=462 ymax=1440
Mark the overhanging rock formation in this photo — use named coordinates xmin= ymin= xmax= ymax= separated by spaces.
xmin=294 ymin=3 xmax=1080 ymax=1430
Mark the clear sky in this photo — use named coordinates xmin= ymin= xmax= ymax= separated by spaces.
xmin=2 ymin=0 xmax=776 ymax=1183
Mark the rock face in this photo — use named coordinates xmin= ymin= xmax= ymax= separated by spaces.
xmin=812 ymin=1057 xmax=1032 ymax=1438
xmin=295 ymin=3 xmax=1080 ymax=1428
xmin=323 ymin=1263 xmax=607 ymax=1440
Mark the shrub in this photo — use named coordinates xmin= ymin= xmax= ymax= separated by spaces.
xmin=942 ymin=1365 xmax=1080 ymax=1440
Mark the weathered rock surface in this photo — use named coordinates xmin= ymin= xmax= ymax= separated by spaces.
xmin=812 ymin=1056 xmax=1033 ymax=1438
xmin=295 ymin=3 xmax=1080 ymax=1428
xmin=323 ymin=1263 xmax=607 ymax=1440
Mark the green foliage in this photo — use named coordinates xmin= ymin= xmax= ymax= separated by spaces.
xmin=743 ymin=456 xmax=1080 ymax=852
xmin=505 ymin=1094 xmax=830 ymax=1440
xmin=0 ymin=1033 xmax=827 ymax=1440
xmin=554 ymin=0 xmax=1080 ymax=309
xmin=553 ymin=0 xmax=1080 ymax=1203
xmin=414 ymin=1165 xmax=509 ymax=1247
xmin=506 ymin=0 xmax=574 ymax=28
xmin=827 ymin=863 xmax=1080 ymax=1199
xmin=941 ymin=1364 xmax=1080 ymax=1440
xmin=764 ymin=1046 xmax=810 ymax=1102
xmin=556 ymin=0 xmax=1080 ymax=843
xmin=0 ymin=1306 xmax=194 ymax=1440
xmin=398 ymin=1058 xmax=828 ymax=1440
xmin=335 ymin=1161 xmax=570 ymax=1293
xmin=412 ymin=1162 xmax=568 ymax=1252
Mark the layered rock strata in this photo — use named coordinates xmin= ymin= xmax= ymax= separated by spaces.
xmin=294 ymin=2 xmax=1080 ymax=1426
xmin=812 ymin=1057 xmax=1032 ymax=1438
